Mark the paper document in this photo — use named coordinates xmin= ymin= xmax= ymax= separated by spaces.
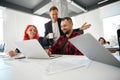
xmin=46 ymin=56 xmax=91 ymax=74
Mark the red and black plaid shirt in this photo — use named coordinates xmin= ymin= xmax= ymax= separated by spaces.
xmin=49 ymin=31 xmax=83 ymax=55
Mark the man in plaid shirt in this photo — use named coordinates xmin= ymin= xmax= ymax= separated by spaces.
xmin=46 ymin=17 xmax=83 ymax=55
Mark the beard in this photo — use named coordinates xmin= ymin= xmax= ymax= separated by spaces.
xmin=65 ymin=31 xmax=69 ymax=34
xmin=64 ymin=29 xmax=71 ymax=35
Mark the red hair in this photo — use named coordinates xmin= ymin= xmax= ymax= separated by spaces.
xmin=23 ymin=25 xmax=39 ymax=40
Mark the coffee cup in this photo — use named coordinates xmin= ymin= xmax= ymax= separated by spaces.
xmin=48 ymin=33 xmax=54 ymax=39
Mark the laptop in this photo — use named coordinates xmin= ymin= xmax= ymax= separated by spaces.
xmin=15 ymin=39 xmax=62 ymax=59
xmin=69 ymin=33 xmax=120 ymax=68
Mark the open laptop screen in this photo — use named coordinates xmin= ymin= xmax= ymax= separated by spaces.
xmin=69 ymin=33 xmax=120 ymax=67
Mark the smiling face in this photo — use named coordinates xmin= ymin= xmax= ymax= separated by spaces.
xmin=26 ymin=26 xmax=37 ymax=39
xmin=49 ymin=9 xmax=58 ymax=22
xmin=61 ymin=19 xmax=73 ymax=34
xmin=98 ymin=37 xmax=106 ymax=45
xmin=99 ymin=38 xmax=105 ymax=44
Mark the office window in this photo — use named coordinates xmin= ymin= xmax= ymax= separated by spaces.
xmin=0 ymin=7 xmax=4 ymax=43
xmin=103 ymin=15 xmax=120 ymax=47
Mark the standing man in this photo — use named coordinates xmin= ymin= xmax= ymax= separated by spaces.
xmin=44 ymin=6 xmax=91 ymax=48
xmin=46 ymin=17 xmax=83 ymax=55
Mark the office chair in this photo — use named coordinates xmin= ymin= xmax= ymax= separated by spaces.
xmin=117 ymin=29 xmax=120 ymax=55
xmin=0 ymin=43 xmax=5 ymax=52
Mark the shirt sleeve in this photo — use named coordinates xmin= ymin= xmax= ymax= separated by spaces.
xmin=73 ymin=28 xmax=84 ymax=34
xmin=49 ymin=37 xmax=62 ymax=54
xmin=15 ymin=48 xmax=21 ymax=53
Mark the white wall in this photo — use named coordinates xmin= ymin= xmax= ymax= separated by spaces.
xmin=73 ymin=1 xmax=120 ymax=40
xmin=4 ymin=9 xmax=49 ymax=52
xmin=73 ymin=9 xmax=103 ymax=39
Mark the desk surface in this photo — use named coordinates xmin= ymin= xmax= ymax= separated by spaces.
xmin=0 ymin=53 xmax=120 ymax=80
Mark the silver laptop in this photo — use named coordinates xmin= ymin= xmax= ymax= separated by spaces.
xmin=69 ymin=33 xmax=120 ymax=68
xmin=15 ymin=39 xmax=61 ymax=59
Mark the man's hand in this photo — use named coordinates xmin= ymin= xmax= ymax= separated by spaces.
xmin=45 ymin=49 xmax=52 ymax=56
xmin=80 ymin=22 xmax=91 ymax=30
xmin=46 ymin=34 xmax=49 ymax=39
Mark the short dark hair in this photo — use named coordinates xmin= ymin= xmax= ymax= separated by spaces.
xmin=98 ymin=37 xmax=106 ymax=43
xmin=49 ymin=6 xmax=58 ymax=12
xmin=61 ymin=17 xmax=73 ymax=24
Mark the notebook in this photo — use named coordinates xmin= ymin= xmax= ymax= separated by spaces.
xmin=69 ymin=33 xmax=120 ymax=67
xmin=15 ymin=39 xmax=62 ymax=59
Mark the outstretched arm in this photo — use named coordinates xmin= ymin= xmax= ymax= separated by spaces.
xmin=79 ymin=22 xmax=91 ymax=30
xmin=73 ymin=22 xmax=91 ymax=34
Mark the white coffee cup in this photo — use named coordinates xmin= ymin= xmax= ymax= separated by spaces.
xmin=48 ymin=33 xmax=54 ymax=39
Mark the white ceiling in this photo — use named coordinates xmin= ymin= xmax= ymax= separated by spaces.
xmin=5 ymin=0 xmax=43 ymax=9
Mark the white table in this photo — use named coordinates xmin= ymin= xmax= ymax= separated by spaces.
xmin=0 ymin=53 xmax=120 ymax=80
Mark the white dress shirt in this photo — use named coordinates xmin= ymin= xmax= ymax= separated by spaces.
xmin=52 ymin=21 xmax=60 ymax=41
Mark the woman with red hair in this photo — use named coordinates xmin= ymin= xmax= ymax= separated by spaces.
xmin=23 ymin=25 xmax=39 ymax=40
xmin=9 ymin=25 xmax=45 ymax=57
